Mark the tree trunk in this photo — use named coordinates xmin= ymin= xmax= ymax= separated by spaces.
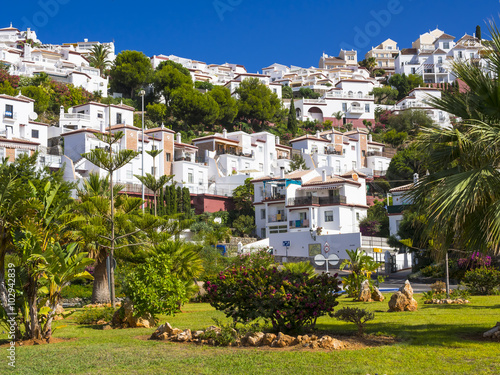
xmin=91 ymin=257 xmax=110 ymax=303
xmin=27 ymin=277 xmax=41 ymax=340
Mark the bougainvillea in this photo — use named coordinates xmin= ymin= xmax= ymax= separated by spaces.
xmin=205 ymin=266 xmax=341 ymax=333
xmin=458 ymin=251 xmax=492 ymax=270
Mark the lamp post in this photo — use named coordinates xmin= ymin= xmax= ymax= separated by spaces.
xmin=139 ymin=90 xmax=146 ymax=213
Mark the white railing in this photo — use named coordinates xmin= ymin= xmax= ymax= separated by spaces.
xmin=61 ymin=113 xmax=91 ymax=121
xmin=325 ymin=92 xmax=374 ymax=100
xmin=349 ymin=106 xmax=364 ymax=114
xmin=3 ymin=112 xmax=17 ymax=120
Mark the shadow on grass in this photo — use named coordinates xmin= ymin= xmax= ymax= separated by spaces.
xmin=364 ymin=322 xmax=488 ymax=346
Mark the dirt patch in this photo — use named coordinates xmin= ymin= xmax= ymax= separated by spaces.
xmin=0 ymin=337 xmax=76 ymax=347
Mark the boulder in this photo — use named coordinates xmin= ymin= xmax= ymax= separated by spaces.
xmin=192 ymin=330 xmax=204 ymax=339
xmin=175 ymin=329 xmax=192 ymax=342
xmin=113 ymin=299 xmax=155 ymax=328
xmin=388 ymin=281 xmax=418 ymax=312
xmin=261 ymin=333 xmax=276 ymax=346
xmin=371 ymin=286 xmax=385 ymax=302
xmin=102 ymin=325 xmax=112 ymax=331
xmin=357 ymin=280 xmax=372 ymax=302
xmin=317 ymin=335 xmax=344 ymax=350
xmin=247 ymin=332 xmax=265 ymax=347
xmin=483 ymin=325 xmax=500 ymax=338
xmin=272 ymin=332 xmax=296 ymax=348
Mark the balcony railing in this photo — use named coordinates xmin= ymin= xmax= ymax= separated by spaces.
xmin=288 ymin=196 xmax=318 ymax=206
xmin=61 ymin=113 xmax=91 ymax=121
xmin=367 ymin=151 xmax=395 ymax=158
xmin=325 ymin=149 xmax=343 ymax=155
xmin=289 ymin=219 xmax=310 ymax=228
xmin=387 ymin=204 xmax=409 ymax=214
xmin=372 ymin=169 xmax=387 ymax=176
xmin=3 ymin=112 xmax=16 ymax=120
xmin=318 ymin=195 xmax=346 ymax=205
xmin=268 ymin=214 xmax=287 ymax=223
xmin=264 ymin=193 xmax=286 ymax=201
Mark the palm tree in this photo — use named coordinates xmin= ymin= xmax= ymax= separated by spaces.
xmin=332 ymin=111 xmax=344 ymax=131
xmin=409 ymin=22 xmax=500 ymax=255
xmin=88 ymin=44 xmax=112 ymax=77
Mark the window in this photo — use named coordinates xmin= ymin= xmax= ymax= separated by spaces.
xmin=261 ymin=209 xmax=266 ymax=220
xmin=15 ymin=149 xmax=29 ymax=159
xmin=5 ymin=104 xmax=13 ymax=119
xmin=198 ymin=171 xmax=204 ymax=185
xmin=356 ymin=212 xmax=360 ymax=220
xmin=387 ymin=46 xmax=393 ymax=50
xmin=259 ymin=163 xmax=263 ymax=171
xmin=31 ymin=129 xmax=39 ymax=138
xmin=365 ymin=104 xmax=370 ymax=113
xmin=299 ymin=212 xmax=307 ymax=221
xmin=458 ymin=51 xmax=463 ymax=59
xmin=352 ymin=161 xmax=357 ymax=169
xmin=258 ymin=146 xmax=263 ymax=153
xmin=261 ymin=228 xmax=266 ymax=238
xmin=351 ymin=145 xmax=355 ymax=151
xmin=470 ymin=53 xmax=474 ymax=59
xmin=411 ymin=67 xmax=416 ymax=74
xmin=126 ymin=165 xmax=133 ymax=179
xmin=335 ymin=160 xmax=340 ymax=173
xmin=152 ymin=145 xmax=157 ymax=151
xmin=342 ymin=103 xmax=347 ymax=112
xmin=443 ymin=42 xmax=450 ymax=49
xmin=116 ymin=113 xmax=122 ymax=124
xmin=97 ymin=112 xmax=103 ymax=118
xmin=187 ymin=169 xmax=194 ymax=184
xmin=166 ymin=153 xmax=171 ymax=162
xmin=325 ymin=211 xmax=333 ymax=222
xmin=362 ymin=150 xmax=366 ymax=157
xmin=0 ymin=147 xmax=4 ymax=160
xmin=438 ymin=57 xmax=443 ymax=64
xmin=151 ymin=166 xmax=157 ymax=175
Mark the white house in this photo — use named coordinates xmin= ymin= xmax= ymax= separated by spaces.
xmin=390 ymin=87 xmax=451 ymax=128
xmin=252 ymin=167 xmax=369 ymax=260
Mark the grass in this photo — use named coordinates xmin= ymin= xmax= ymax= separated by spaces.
xmin=2 ymin=294 xmax=500 ymax=375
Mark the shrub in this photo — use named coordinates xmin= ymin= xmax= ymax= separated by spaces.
xmin=206 ymin=266 xmax=341 ymax=333
xmin=121 ymin=253 xmax=188 ymax=319
xmin=229 ymin=248 xmax=275 ymax=269
xmin=340 ymin=249 xmax=383 ymax=298
xmin=462 ymin=268 xmax=500 ymax=295
xmin=430 ymin=281 xmax=446 ymax=293
xmin=61 ymin=284 xmax=93 ymax=299
xmin=333 ymin=307 xmax=375 ymax=336
xmin=458 ymin=252 xmax=492 ymax=270
xmin=76 ymin=307 xmax=114 ymax=325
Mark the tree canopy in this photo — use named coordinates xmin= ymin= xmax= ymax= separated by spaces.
xmin=235 ymin=78 xmax=281 ymax=124
xmin=110 ymin=50 xmax=153 ymax=98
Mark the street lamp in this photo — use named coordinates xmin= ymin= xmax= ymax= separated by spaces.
xmin=139 ymin=89 xmax=146 ymax=213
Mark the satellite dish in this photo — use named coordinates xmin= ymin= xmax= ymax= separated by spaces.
xmin=28 ymin=112 xmax=38 ymax=121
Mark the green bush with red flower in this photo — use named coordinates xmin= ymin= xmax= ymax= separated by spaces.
xmin=205 ymin=266 xmax=341 ymax=333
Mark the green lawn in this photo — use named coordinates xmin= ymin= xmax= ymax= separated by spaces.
xmin=2 ymin=294 xmax=500 ymax=375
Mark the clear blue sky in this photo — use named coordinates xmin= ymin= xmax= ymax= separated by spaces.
xmin=1 ymin=0 xmax=498 ymax=72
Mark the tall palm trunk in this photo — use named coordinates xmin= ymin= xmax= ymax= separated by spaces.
xmin=91 ymin=256 xmax=110 ymax=303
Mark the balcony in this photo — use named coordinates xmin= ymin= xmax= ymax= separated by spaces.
xmin=3 ymin=111 xmax=16 ymax=121
xmin=287 ymin=196 xmax=318 ymax=206
xmin=61 ymin=113 xmax=91 ymax=121
xmin=318 ymin=195 xmax=346 ymax=205
xmin=387 ymin=205 xmax=410 ymax=214
xmin=325 ymin=149 xmax=343 ymax=155
xmin=264 ymin=193 xmax=286 ymax=201
xmin=268 ymin=214 xmax=287 ymax=223
xmin=289 ymin=219 xmax=310 ymax=229
xmin=367 ymin=151 xmax=395 ymax=158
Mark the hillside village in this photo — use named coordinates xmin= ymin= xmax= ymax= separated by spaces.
xmin=0 ymin=23 xmax=491 ymax=263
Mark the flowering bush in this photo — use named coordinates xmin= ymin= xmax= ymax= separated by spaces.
xmin=458 ymin=252 xmax=492 ymax=270
xmin=205 ymin=266 xmax=341 ymax=333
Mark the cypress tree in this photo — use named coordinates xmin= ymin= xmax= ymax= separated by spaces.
xmin=182 ymin=187 xmax=191 ymax=217
xmin=476 ymin=25 xmax=482 ymax=41
xmin=287 ymin=98 xmax=298 ymax=135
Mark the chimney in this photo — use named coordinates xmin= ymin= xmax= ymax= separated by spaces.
xmin=222 ymin=128 xmax=227 ymax=138
xmin=275 ymin=135 xmax=280 ymax=145
xmin=316 ymin=130 xmax=320 ymax=138
xmin=369 ymin=134 xmax=372 ymax=142
xmin=84 ymin=38 xmax=88 ymax=43
xmin=176 ymin=132 xmax=181 ymax=143
xmin=24 ymin=43 xmax=32 ymax=60
xmin=413 ymin=173 xmax=419 ymax=184
xmin=322 ymin=169 xmax=327 ymax=182
xmin=60 ymin=105 xmax=65 ymax=116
